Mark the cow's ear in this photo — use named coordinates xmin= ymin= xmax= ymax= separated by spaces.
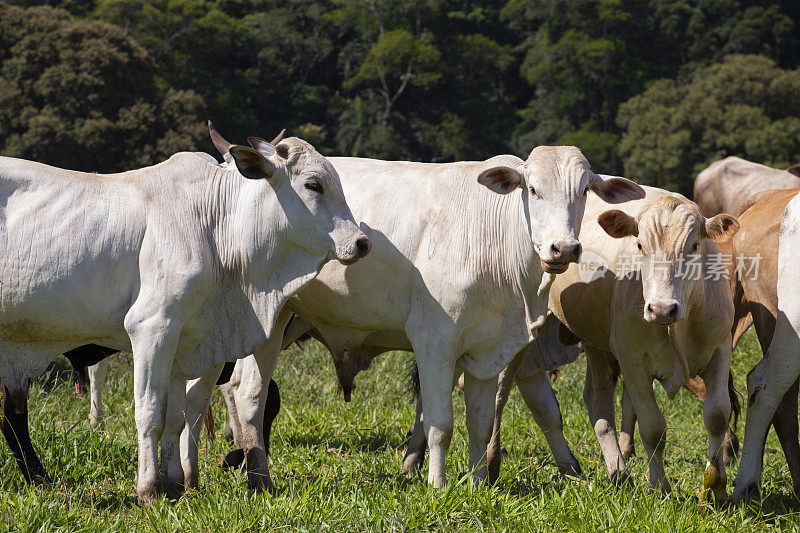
xmin=787 ymin=164 xmax=800 ymax=177
xmin=478 ymin=166 xmax=525 ymax=194
xmin=230 ymin=145 xmax=277 ymax=180
xmin=598 ymin=209 xmax=638 ymax=238
xmin=703 ymin=213 xmax=740 ymax=243
xmin=247 ymin=136 xmax=277 ymax=159
xmin=589 ymin=172 xmax=646 ymax=204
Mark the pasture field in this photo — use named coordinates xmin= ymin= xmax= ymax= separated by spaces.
xmin=1 ymin=331 xmax=799 ymax=531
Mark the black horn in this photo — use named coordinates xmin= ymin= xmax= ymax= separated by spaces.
xmin=270 ymin=129 xmax=287 ymax=146
xmin=208 ymin=120 xmax=233 ymax=157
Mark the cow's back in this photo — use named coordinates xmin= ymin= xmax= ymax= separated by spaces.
xmin=0 ymin=156 xmax=147 ymax=342
xmin=694 ymin=157 xmax=800 ymax=217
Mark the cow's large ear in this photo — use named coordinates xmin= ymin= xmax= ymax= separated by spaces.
xmin=230 ymin=145 xmax=277 ymax=180
xmin=598 ymin=209 xmax=638 ymax=238
xmin=247 ymin=136 xmax=277 ymax=159
xmin=787 ymin=164 xmax=800 ymax=177
xmin=589 ymin=172 xmax=646 ymax=204
xmin=478 ymin=166 xmax=525 ymax=194
xmin=703 ymin=213 xmax=739 ymax=243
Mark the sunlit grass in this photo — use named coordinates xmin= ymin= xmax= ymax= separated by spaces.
xmin=1 ymin=329 xmax=798 ymax=530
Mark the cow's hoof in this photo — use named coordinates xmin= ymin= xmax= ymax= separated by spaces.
xmin=161 ymin=480 xmax=184 ymax=501
xmin=700 ymin=460 xmax=726 ymax=505
xmin=610 ymin=470 xmax=632 ymax=487
xmin=136 ymin=482 xmax=159 ymax=506
xmin=557 ymin=457 xmax=583 ymax=479
xmin=401 ymin=453 xmax=425 ymax=475
xmin=221 ymin=449 xmax=245 ymax=470
xmin=247 ymin=470 xmax=274 ymax=494
xmin=731 ymin=482 xmax=760 ymax=505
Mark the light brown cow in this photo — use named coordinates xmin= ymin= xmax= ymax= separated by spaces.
xmin=496 ymin=187 xmax=739 ymax=501
xmin=722 ymin=187 xmax=800 ymax=499
xmin=693 ymin=156 xmax=800 ymax=218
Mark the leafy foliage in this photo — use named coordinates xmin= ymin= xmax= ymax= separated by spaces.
xmin=0 ymin=3 xmax=205 ymax=172
xmin=2 ymin=0 xmax=800 ymax=191
xmin=618 ymin=55 xmax=800 ymax=193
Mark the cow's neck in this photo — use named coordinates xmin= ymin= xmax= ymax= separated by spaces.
xmin=481 ymin=190 xmax=550 ymax=339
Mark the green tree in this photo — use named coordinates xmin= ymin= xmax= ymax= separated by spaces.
xmin=0 ymin=4 xmax=205 ymax=172
xmin=617 ymin=54 xmax=800 ymax=193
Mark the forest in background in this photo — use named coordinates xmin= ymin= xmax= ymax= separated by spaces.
xmin=1 ymin=0 xmax=800 ymax=195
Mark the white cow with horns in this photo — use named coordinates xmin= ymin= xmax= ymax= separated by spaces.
xmin=0 ymin=123 xmax=369 ymax=503
xmin=176 ymin=143 xmax=646 ymax=490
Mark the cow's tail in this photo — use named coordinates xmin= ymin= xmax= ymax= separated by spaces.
xmin=728 ymin=371 xmax=741 ymax=432
xmin=203 ymin=405 xmax=215 ymax=442
xmin=409 ymin=360 xmax=420 ymax=399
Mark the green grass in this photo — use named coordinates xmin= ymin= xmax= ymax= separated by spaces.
xmin=1 ymin=329 xmax=799 ymax=531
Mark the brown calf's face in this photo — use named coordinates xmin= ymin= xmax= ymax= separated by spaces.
xmin=598 ymin=197 xmax=739 ymax=325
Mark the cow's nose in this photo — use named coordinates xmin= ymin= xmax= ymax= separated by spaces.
xmin=645 ymin=301 xmax=680 ymax=324
xmin=355 ymin=236 xmax=371 ymax=258
xmin=550 ymin=241 xmax=582 ymax=262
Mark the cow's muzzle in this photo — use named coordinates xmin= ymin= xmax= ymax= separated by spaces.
xmin=644 ymin=299 xmax=683 ymax=325
xmin=337 ymin=234 xmax=371 ymax=265
xmin=540 ymin=240 xmax=582 ymax=274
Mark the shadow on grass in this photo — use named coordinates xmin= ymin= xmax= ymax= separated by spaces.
xmin=283 ymin=427 xmax=407 ymax=453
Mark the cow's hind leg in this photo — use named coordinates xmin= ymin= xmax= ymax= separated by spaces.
xmin=770 ymin=378 xmax=800 ymax=496
xmin=160 ymin=376 xmax=188 ymax=499
xmin=618 ymin=383 xmax=636 ymax=461
xmin=87 ymin=359 xmax=109 ymax=429
xmin=516 ymin=369 xmax=582 ymax=477
xmin=182 ymin=364 xmax=223 ymax=490
xmin=402 ymin=363 xmax=427 ymax=475
xmin=583 ymin=347 xmax=626 ymax=481
xmin=463 ymin=372 xmax=497 ymax=485
xmin=0 ymin=380 xmax=49 ymax=484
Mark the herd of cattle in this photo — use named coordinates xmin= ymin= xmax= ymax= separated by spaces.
xmin=1 ymin=123 xmax=800 ymax=506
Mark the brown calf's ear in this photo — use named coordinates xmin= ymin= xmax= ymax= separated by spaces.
xmin=589 ymin=173 xmax=646 ymax=204
xmin=597 ymin=209 xmax=638 ymax=238
xmin=704 ymin=213 xmax=740 ymax=243
xmin=787 ymin=164 xmax=800 ymax=177
xmin=557 ymin=322 xmax=581 ymax=347
xmin=477 ymin=167 xmax=525 ymax=195
xmin=230 ymin=145 xmax=276 ymax=180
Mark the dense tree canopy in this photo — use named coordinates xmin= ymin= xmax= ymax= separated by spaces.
xmin=3 ymin=0 xmax=800 ymax=192
xmin=0 ymin=3 xmax=206 ymax=172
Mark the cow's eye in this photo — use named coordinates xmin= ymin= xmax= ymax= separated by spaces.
xmin=305 ymin=181 xmax=324 ymax=194
xmin=690 ymin=242 xmax=699 ymax=253
xmin=636 ymin=241 xmax=644 ymax=254
xmin=529 ymin=186 xmax=536 ymax=196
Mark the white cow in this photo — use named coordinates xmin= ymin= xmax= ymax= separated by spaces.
xmin=0 ymin=126 xmax=368 ymax=503
xmin=733 ymin=189 xmax=800 ymax=501
xmin=177 ymin=146 xmax=645 ymax=490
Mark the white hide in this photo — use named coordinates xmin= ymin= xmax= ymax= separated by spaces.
xmin=0 ymin=140 xmax=365 ymax=501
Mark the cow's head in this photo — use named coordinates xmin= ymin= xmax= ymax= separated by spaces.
xmin=598 ymin=197 xmax=739 ymax=325
xmin=209 ymin=122 xmax=370 ymax=265
xmin=477 ymin=146 xmax=644 ymax=274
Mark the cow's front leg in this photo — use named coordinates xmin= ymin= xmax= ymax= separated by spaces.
xmin=414 ymin=349 xmax=456 ymax=488
xmin=516 ymin=369 xmax=582 ymax=477
xmin=182 ymin=364 xmax=224 ymax=490
xmin=160 ymin=375 xmax=187 ymax=499
xmin=699 ymin=345 xmax=732 ymax=504
xmin=619 ymin=360 xmax=669 ymax=493
xmin=127 ymin=313 xmax=181 ymax=505
xmin=463 ymin=372 xmax=497 ymax=486
xmin=583 ymin=346 xmax=626 ymax=480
